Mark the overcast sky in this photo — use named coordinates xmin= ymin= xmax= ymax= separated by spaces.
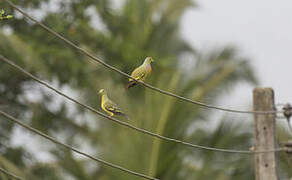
xmin=182 ymin=0 xmax=292 ymax=105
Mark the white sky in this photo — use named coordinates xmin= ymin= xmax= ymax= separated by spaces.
xmin=182 ymin=0 xmax=292 ymax=105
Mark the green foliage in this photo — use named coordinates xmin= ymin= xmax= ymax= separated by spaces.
xmin=0 ymin=0 xmax=290 ymax=180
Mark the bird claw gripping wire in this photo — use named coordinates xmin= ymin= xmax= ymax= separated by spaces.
xmin=282 ymin=103 xmax=292 ymax=134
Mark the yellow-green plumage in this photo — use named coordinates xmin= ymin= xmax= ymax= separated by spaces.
xmin=98 ymin=89 xmax=127 ymax=117
xmin=126 ymin=57 xmax=154 ymax=89
xmin=0 ymin=9 xmax=13 ymax=20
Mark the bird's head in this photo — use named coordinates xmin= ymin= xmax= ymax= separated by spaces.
xmin=144 ymin=57 xmax=154 ymax=64
xmin=98 ymin=89 xmax=106 ymax=95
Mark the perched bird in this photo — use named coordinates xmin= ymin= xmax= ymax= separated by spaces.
xmin=126 ymin=57 xmax=154 ymax=89
xmin=0 ymin=9 xmax=13 ymax=20
xmin=98 ymin=89 xmax=128 ymax=118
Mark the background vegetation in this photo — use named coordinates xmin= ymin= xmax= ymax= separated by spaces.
xmin=0 ymin=0 xmax=291 ymax=179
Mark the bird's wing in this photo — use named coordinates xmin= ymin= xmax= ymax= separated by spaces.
xmin=104 ymin=100 xmax=122 ymax=114
xmin=130 ymin=65 xmax=146 ymax=81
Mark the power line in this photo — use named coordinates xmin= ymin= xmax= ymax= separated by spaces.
xmin=0 ymin=55 xmax=285 ymax=154
xmin=4 ymin=0 xmax=282 ymax=115
xmin=0 ymin=111 xmax=159 ymax=180
xmin=0 ymin=167 xmax=23 ymax=180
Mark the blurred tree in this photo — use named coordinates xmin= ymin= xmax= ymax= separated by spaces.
xmin=0 ymin=0 xmax=291 ymax=179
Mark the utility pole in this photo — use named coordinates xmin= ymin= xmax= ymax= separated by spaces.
xmin=253 ymin=88 xmax=278 ymax=180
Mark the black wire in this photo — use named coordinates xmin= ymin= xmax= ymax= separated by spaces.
xmin=0 ymin=167 xmax=23 ymax=180
xmin=0 ymin=110 xmax=159 ymax=180
xmin=0 ymin=55 xmax=285 ymax=155
xmin=4 ymin=0 xmax=283 ymax=115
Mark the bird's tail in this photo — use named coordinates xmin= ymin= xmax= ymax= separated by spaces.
xmin=126 ymin=81 xmax=137 ymax=89
xmin=116 ymin=112 xmax=130 ymax=120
